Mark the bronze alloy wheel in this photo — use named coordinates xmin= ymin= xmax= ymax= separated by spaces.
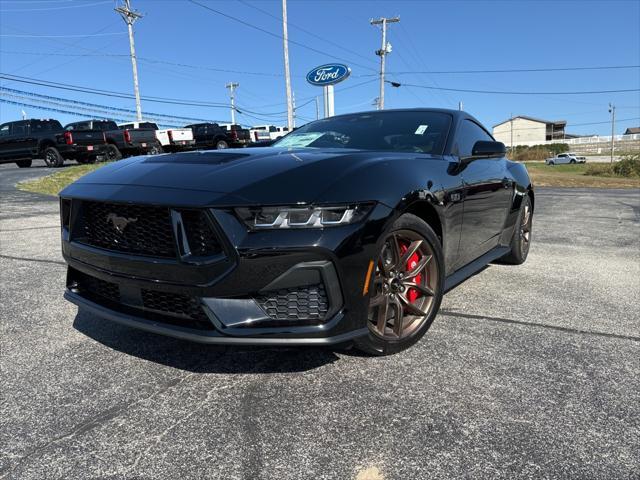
xmin=520 ymin=201 xmax=532 ymax=257
xmin=367 ymin=229 xmax=439 ymax=340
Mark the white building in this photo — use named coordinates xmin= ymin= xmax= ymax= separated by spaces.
xmin=493 ymin=116 xmax=567 ymax=147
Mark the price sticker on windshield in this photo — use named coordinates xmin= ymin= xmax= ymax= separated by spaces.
xmin=415 ymin=125 xmax=429 ymax=135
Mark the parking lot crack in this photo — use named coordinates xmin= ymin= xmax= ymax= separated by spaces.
xmin=0 ymin=254 xmax=66 ymax=267
xmin=439 ymin=310 xmax=640 ymax=342
xmin=0 ymin=362 xmax=219 ymax=479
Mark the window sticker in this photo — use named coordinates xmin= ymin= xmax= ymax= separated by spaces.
xmin=415 ymin=125 xmax=429 ymax=135
xmin=276 ymin=132 xmax=324 ymax=148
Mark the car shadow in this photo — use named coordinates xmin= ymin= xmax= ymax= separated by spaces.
xmin=73 ymin=310 xmax=344 ymax=374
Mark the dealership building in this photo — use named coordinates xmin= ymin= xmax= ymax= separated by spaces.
xmin=492 ymin=116 xmax=567 ymax=147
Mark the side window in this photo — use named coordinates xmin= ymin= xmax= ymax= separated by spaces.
xmin=456 ymin=120 xmax=493 ymax=157
xmin=0 ymin=124 xmax=10 ymax=137
xmin=13 ymin=123 xmax=28 ymax=136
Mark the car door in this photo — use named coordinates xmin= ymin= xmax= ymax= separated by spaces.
xmin=455 ymin=119 xmax=513 ymax=268
xmin=6 ymin=121 xmax=32 ymax=160
xmin=0 ymin=123 xmax=13 ymax=160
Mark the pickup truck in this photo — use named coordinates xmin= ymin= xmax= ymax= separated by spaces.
xmin=0 ymin=119 xmax=107 ymax=168
xmin=186 ymin=122 xmax=248 ymax=150
xmin=65 ymin=120 xmax=162 ymax=160
xmin=224 ymin=124 xmax=251 ymax=147
xmin=119 ymin=121 xmax=195 ymax=152
xmin=545 ymin=152 xmax=587 ymax=165
xmin=250 ymin=124 xmax=289 ymax=142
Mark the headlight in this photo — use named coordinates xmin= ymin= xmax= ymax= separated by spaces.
xmin=235 ymin=203 xmax=374 ymax=229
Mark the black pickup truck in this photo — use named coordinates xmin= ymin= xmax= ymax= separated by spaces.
xmin=0 ymin=119 xmax=107 ymax=168
xmin=186 ymin=122 xmax=250 ymax=150
xmin=64 ymin=120 xmax=162 ymax=159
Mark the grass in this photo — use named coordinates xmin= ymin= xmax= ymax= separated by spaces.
xmin=18 ymin=162 xmax=107 ymax=197
xmin=523 ymin=162 xmax=640 ymax=188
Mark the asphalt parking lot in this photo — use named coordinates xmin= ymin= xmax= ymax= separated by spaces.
xmin=1 ymin=162 xmax=638 ymax=480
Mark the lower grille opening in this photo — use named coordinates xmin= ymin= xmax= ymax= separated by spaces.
xmin=254 ymin=284 xmax=329 ymax=323
xmin=68 ymin=268 xmax=213 ymax=331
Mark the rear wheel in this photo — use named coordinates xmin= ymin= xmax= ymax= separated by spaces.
xmin=215 ymin=139 xmax=229 ymax=149
xmin=570 ymin=159 xmax=576 ymax=164
xmin=355 ymin=214 xmax=444 ymax=356
xmin=499 ymin=194 xmax=532 ymax=265
xmin=105 ymin=144 xmax=122 ymax=161
xmin=16 ymin=160 xmax=32 ymax=168
xmin=43 ymin=147 xmax=64 ymax=168
xmin=148 ymin=143 xmax=163 ymax=155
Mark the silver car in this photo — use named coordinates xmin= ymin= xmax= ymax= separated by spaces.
xmin=545 ymin=152 xmax=587 ymax=165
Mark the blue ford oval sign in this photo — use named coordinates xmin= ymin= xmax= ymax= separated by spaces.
xmin=306 ymin=64 xmax=351 ymax=86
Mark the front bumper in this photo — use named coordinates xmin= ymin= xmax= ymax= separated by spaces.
xmin=60 ymin=190 xmax=392 ymax=344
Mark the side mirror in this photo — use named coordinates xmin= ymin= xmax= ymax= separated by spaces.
xmin=471 ymin=140 xmax=506 ymax=158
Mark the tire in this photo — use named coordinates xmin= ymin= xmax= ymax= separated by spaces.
xmin=43 ymin=147 xmax=64 ymax=168
xmin=147 ymin=143 xmax=163 ymax=155
xmin=548 ymin=161 xmax=555 ymax=166
xmin=215 ymin=139 xmax=229 ymax=150
xmin=16 ymin=160 xmax=32 ymax=168
xmin=570 ymin=159 xmax=576 ymax=164
xmin=355 ymin=213 xmax=445 ymax=356
xmin=499 ymin=194 xmax=533 ymax=265
xmin=105 ymin=144 xmax=122 ymax=161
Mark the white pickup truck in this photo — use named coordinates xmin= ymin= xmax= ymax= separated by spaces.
xmin=249 ymin=125 xmax=289 ymax=142
xmin=119 ymin=122 xmax=195 ymax=152
xmin=545 ymin=152 xmax=587 ymax=165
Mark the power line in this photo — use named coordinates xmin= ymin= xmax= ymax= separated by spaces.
xmin=0 ymin=1 xmax=110 ymax=12
xmin=237 ymin=0 xmax=378 ymax=70
xmin=187 ymin=0 xmax=377 ymax=73
xmin=383 ymin=65 xmax=640 ymax=75
xmin=0 ymin=87 xmax=219 ymax=123
xmin=0 ymin=32 xmax=125 ymax=38
xmin=387 ymin=81 xmax=640 ymax=95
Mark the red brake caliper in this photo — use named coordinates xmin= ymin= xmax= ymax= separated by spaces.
xmin=399 ymin=243 xmax=423 ymax=303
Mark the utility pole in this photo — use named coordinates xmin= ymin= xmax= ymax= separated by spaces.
xmin=281 ymin=0 xmax=294 ymax=130
xmin=226 ymin=82 xmax=239 ymax=124
xmin=458 ymin=101 xmax=463 ymax=111
xmin=370 ymin=16 xmax=399 ymax=110
xmin=115 ymin=0 xmax=143 ymax=121
xmin=609 ymin=103 xmax=616 ymax=163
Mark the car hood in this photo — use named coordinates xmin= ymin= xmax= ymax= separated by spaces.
xmin=64 ymin=147 xmax=432 ymax=206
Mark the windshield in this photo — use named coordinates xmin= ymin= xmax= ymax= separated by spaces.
xmin=273 ymin=111 xmax=452 ymax=154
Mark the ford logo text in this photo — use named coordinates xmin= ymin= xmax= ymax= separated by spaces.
xmin=306 ymin=64 xmax=351 ymax=86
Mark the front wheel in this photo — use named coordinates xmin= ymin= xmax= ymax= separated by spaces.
xmin=570 ymin=159 xmax=576 ymax=164
xmin=16 ymin=160 xmax=32 ymax=168
xmin=499 ymin=194 xmax=532 ymax=265
xmin=43 ymin=147 xmax=64 ymax=168
xmin=215 ymin=139 xmax=229 ymax=149
xmin=355 ymin=214 xmax=445 ymax=356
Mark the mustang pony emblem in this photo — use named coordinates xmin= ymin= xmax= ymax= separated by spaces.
xmin=106 ymin=213 xmax=138 ymax=233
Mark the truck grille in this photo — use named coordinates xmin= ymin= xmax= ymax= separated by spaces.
xmin=78 ymin=201 xmax=176 ymax=258
xmin=255 ymin=284 xmax=329 ymax=321
xmin=74 ymin=201 xmax=222 ymax=259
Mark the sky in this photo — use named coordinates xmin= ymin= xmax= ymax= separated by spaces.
xmin=1 ymin=0 xmax=639 ymax=135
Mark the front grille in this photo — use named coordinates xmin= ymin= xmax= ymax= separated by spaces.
xmin=180 ymin=210 xmax=222 ymax=257
xmin=141 ymin=289 xmax=209 ymax=324
xmin=69 ymin=268 xmax=213 ymax=331
xmin=255 ymin=284 xmax=329 ymax=321
xmin=77 ymin=201 xmax=176 ymax=258
xmin=71 ymin=268 xmax=120 ymax=303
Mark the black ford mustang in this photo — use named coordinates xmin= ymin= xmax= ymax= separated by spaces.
xmin=60 ymin=109 xmax=533 ymax=355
